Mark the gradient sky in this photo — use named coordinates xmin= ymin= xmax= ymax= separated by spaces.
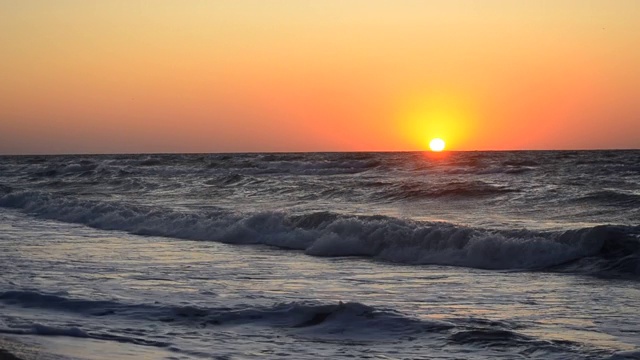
xmin=1 ymin=1 xmax=639 ymax=154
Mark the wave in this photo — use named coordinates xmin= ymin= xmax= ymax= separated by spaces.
xmin=377 ymin=180 xmax=516 ymax=200
xmin=250 ymin=158 xmax=382 ymax=175
xmin=200 ymin=153 xmax=384 ymax=175
xmin=15 ymin=155 xmax=385 ymax=182
xmin=0 ymin=290 xmax=127 ymax=313
xmin=0 ymin=290 xmax=446 ymax=338
xmin=575 ymin=190 xmax=640 ymax=207
xmin=203 ymin=173 xmax=268 ymax=187
xmin=445 ymin=327 xmax=587 ymax=357
xmin=551 ymin=234 xmax=640 ymax=277
xmin=0 ymin=290 xmax=538 ymax=344
xmin=0 ymin=289 xmax=592 ymax=356
xmin=610 ymin=350 xmax=640 ymax=360
xmin=501 ymin=159 xmax=541 ymax=167
xmin=0 ymin=184 xmax=12 ymax=194
xmin=30 ymin=163 xmax=99 ymax=178
xmin=0 ymin=322 xmax=171 ymax=348
xmin=138 ymin=157 xmax=164 ymax=166
xmin=450 ymin=328 xmax=537 ymax=347
xmin=1 ymin=191 xmax=638 ymax=275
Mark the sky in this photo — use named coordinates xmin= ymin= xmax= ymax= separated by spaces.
xmin=1 ymin=1 xmax=639 ymax=154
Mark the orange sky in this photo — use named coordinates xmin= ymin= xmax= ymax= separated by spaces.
xmin=1 ymin=1 xmax=639 ymax=154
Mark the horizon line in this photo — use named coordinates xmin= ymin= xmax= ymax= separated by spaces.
xmin=1 ymin=147 xmax=639 ymax=157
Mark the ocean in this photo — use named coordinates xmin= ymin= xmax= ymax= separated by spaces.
xmin=0 ymin=151 xmax=639 ymax=359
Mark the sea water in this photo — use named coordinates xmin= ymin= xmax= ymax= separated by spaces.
xmin=0 ymin=151 xmax=639 ymax=359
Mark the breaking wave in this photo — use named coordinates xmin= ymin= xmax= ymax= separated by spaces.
xmin=1 ymin=191 xmax=638 ymax=275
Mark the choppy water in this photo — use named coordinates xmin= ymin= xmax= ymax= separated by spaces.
xmin=0 ymin=151 xmax=639 ymax=359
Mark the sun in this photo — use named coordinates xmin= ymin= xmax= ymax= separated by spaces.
xmin=429 ymin=138 xmax=446 ymax=152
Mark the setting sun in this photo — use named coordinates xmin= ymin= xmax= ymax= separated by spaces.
xmin=429 ymin=138 xmax=446 ymax=152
